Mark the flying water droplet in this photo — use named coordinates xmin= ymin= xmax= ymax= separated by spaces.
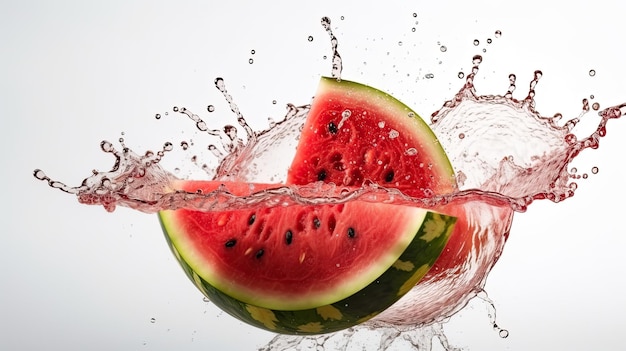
xmin=495 ymin=30 xmax=502 ymax=38
xmin=589 ymin=69 xmax=596 ymax=77
xmin=440 ymin=45 xmax=447 ymax=52
xmin=207 ymin=105 xmax=215 ymax=112
xmin=308 ymin=35 xmax=314 ymax=42
xmin=473 ymin=39 xmax=480 ymax=46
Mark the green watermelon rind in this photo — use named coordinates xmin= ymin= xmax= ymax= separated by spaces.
xmin=160 ymin=211 xmax=456 ymax=335
xmin=314 ymin=77 xmax=457 ymax=193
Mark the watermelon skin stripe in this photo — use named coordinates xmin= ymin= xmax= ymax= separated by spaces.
xmin=159 ymin=211 xmax=455 ymax=335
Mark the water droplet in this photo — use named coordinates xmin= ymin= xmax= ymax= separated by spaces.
xmin=155 ymin=113 xmax=161 ymax=120
xmin=342 ymin=109 xmax=351 ymax=118
xmin=322 ymin=55 xmax=327 ymax=60
xmin=308 ymin=35 xmax=314 ymax=42
xmin=340 ymin=15 xmax=345 ymax=20
xmin=150 ymin=318 xmax=156 ymax=324
xmin=248 ymin=58 xmax=254 ymax=64
xmin=405 ymin=148 xmax=418 ymax=156
xmin=407 ymin=112 xmax=415 ymax=118
xmin=173 ymin=106 xmax=179 ymax=112
xmin=592 ymin=102 xmax=600 ymax=110
xmin=440 ymin=45 xmax=447 ymax=52
xmin=202 ymin=296 xmax=210 ymax=303
xmin=378 ymin=121 xmax=385 ymax=128
xmin=591 ymin=166 xmax=599 ymax=174
xmin=499 ymin=329 xmax=509 ymax=338
xmin=180 ymin=141 xmax=189 ymax=150
xmin=207 ymin=105 xmax=215 ymax=112
xmin=425 ymin=73 xmax=434 ymax=79
xmin=495 ymin=30 xmax=502 ymax=38
xmin=250 ymin=49 xmax=255 ymax=55
xmin=589 ymin=69 xmax=596 ymax=77
xmin=473 ymin=39 xmax=480 ymax=46
xmin=487 ymin=38 xmax=492 ymax=44
xmin=398 ymin=41 xmax=403 ymax=46
xmin=412 ymin=12 xmax=417 ymax=17
xmin=411 ymin=27 xmax=416 ymax=32
xmin=389 ymin=129 xmax=399 ymax=139
xmin=458 ymin=72 xmax=465 ymax=79
xmin=459 ymin=133 xmax=465 ymax=139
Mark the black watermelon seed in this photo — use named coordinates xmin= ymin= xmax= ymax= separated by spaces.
xmin=285 ymin=230 xmax=293 ymax=245
xmin=384 ymin=170 xmax=395 ymax=182
xmin=347 ymin=227 xmax=356 ymax=238
xmin=328 ymin=121 xmax=338 ymax=134
xmin=313 ymin=217 xmax=321 ymax=229
xmin=317 ymin=169 xmax=327 ymax=181
xmin=255 ymin=249 xmax=265 ymax=259
xmin=248 ymin=213 xmax=256 ymax=225
xmin=225 ymin=239 xmax=237 ymax=248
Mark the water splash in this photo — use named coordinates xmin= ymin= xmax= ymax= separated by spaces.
xmin=32 ymin=16 xmax=625 ymax=351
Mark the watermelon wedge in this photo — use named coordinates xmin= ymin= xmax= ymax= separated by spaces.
xmin=159 ymin=181 xmax=455 ymax=334
xmin=288 ymin=77 xmax=457 ymax=196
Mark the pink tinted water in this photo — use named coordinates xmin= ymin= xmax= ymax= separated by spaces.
xmin=33 ymin=17 xmax=625 ymax=351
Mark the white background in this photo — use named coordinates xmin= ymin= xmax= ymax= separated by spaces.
xmin=2 ymin=1 xmax=625 ymax=350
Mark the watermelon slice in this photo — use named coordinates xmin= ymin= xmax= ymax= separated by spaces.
xmin=159 ymin=180 xmax=455 ymax=334
xmin=287 ymin=77 xmax=457 ymax=196
xmin=287 ymin=77 xmax=465 ymax=280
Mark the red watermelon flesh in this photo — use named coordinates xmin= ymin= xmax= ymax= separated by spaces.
xmin=287 ymin=77 xmax=471 ymax=280
xmin=288 ymin=77 xmax=457 ymax=197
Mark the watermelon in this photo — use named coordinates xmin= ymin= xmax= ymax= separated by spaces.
xmin=159 ymin=180 xmax=455 ymax=334
xmin=287 ymin=77 xmax=457 ymax=196
xmin=287 ymin=77 xmax=465 ymax=280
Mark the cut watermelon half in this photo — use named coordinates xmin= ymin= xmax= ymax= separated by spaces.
xmin=159 ymin=180 xmax=455 ymax=334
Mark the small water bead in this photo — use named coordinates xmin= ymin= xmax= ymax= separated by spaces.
xmin=248 ymin=58 xmax=254 ymax=64
xmin=340 ymin=15 xmax=345 ymax=20
xmin=378 ymin=121 xmax=385 ymax=128
xmin=487 ymin=38 xmax=492 ymax=44
xmin=459 ymin=133 xmax=465 ymax=139
xmin=173 ymin=106 xmax=179 ymax=112
xmin=398 ymin=41 xmax=403 ymax=46
xmin=411 ymin=27 xmax=416 ymax=32
xmin=473 ymin=39 xmax=479 ymax=46
xmin=440 ymin=45 xmax=447 ymax=52
xmin=155 ymin=113 xmax=161 ymax=120
xmin=308 ymin=35 xmax=314 ymax=42
xmin=412 ymin=12 xmax=417 ymax=17
xmin=207 ymin=105 xmax=215 ymax=112
xmin=425 ymin=73 xmax=435 ymax=79
xmin=589 ymin=69 xmax=596 ymax=77
xmin=150 ymin=318 xmax=156 ymax=324
xmin=499 ymin=329 xmax=509 ymax=338
xmin=250 ymin=49 xmax=255 ymax=55
xmin=592 ymin=166 xmax=599 ymax=174
xmin=592 ymin=102 xmax=600 ymax=110
xmin=405 ymin=148 xmax=418 ymax=156
xmin=458 ymin=72 xmax=465 ymax=79
xmin=388 ymin=129 xmax=399 ymax=139
xmin=495 ymin=30 xmax=502 ymax=38
xmin=180 ymin=141 xmax=189 ymax=150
